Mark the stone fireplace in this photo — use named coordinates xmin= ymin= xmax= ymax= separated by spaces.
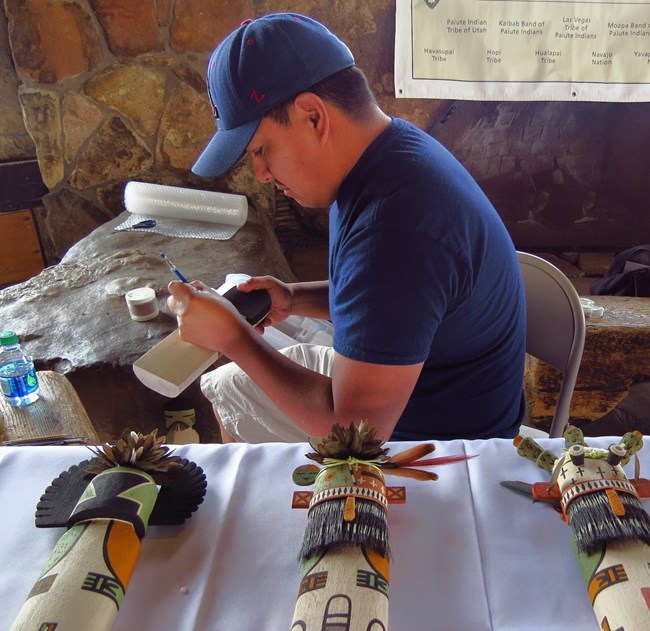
xmin=1 ymin=0 xmax=449 ymax=266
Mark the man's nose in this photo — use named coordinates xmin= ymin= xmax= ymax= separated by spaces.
xmin=251 ymin=155 xmax=273 ymax=184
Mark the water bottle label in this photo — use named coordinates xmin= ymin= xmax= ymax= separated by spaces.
xmin=0 ymin=367 xmax=39 ymax=398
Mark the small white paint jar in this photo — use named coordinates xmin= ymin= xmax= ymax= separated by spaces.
xmin=125 ymin=287 xmax=159 ymax=321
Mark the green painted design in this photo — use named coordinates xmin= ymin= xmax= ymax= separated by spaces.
xmin=114 ymin=468 xmax=158 ymax=530
xmin=78 ymin=481 xmax=98 ymax=503
xmin=293 ymin=464 xmax=320 ymax=486
xmin=563 ymin=427 xmax=587 ymax=447
xmin=313 ymin=464 xmax=355 ymax=493
xmin=356 ymin=569 xmax=389 ymax=597
xmin=301 ymin=550 xmax=327 ymax=578
xmin=40 ymin=523 xmax=89 ymax=576
xmin=69 ymin=467 xmax=158 ymax=537
xmin=571 ymin=534 xmax=606 ymax=586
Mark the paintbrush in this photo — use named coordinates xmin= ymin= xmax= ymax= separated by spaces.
xmin=160 ymin=252 xmax=189 ymax=283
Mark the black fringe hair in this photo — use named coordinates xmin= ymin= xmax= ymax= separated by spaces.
xmin=568 ymin=491 xmax=650 ymax=554
xmin=299 ymin=498 xmax=389 ymax=561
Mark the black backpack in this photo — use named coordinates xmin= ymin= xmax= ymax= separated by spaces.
xmin=591 ymin=245 xmax=650 ymax=297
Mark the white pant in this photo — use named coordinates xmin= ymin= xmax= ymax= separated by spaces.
xmin=200 ymin=344 xmax=335 ymax=443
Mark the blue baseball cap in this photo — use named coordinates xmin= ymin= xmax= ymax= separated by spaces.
xmin=192 ymin=13 xmax=355 ymax=178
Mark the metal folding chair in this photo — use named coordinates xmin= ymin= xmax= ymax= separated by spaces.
xmin=517 ymin=252 xmax=586 ymax=438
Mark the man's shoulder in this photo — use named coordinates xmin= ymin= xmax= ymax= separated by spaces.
xmin=384 ymin=117 xmax=437 ymax=148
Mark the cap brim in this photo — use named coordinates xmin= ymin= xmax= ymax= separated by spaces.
xmin=191 ymin=118 xmax=261 ymax=178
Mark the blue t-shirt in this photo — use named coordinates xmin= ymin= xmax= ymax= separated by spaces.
xmin=329 ymin=118 xmax=526 ymax=440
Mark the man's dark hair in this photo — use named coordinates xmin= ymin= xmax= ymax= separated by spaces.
xmin=264 ymin=66 xmax=378 ymax=126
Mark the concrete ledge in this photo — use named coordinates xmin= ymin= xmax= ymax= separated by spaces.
xmin=526 ymin=295 xmax=650 ymax=430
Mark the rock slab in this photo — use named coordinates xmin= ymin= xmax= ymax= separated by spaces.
xmin=0 ymin=207 xmax=295 ymax=443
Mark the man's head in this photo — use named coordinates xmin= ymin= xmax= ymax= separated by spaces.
xmin=192 ymin=13 xmax=355 ymax=178
xmin=243 ymin=65 xmax=380 ymax=209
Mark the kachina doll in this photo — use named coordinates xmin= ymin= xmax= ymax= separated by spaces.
xmin=290 ymin=421 xmax=471 ymax=631
xmin=11 ymin=429 xmax=206 ymax=631
xmin=506 ymin=427 xmax=650 ymax=630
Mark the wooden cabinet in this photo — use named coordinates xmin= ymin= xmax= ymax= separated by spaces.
xmin=0 ymin=209 xmax=45 ymax=286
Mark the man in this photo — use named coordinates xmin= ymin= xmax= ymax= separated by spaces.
xmin=167 ymin=13 xmax=526 ymax=443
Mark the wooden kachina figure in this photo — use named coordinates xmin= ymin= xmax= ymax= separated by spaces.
xmin=290 ymin=421 xmax=471 ymax=631
xmin=164 ymin=396 xmax=200 ymax=444
xmin=11 ymin=429 xmax=206 ymax=631
xmin=507 ymin=427 xmax=650 ymax=630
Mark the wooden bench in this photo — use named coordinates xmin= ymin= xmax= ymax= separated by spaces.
xmin=0 ymin=371 xmax=99 ymax=445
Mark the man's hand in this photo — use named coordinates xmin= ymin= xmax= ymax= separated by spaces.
xmin=167 ymin=280 xmax=249 ymax=354
xmin=235 ymin=276 xmax=294 ymax=329
xmin=238 ymin=276 xmax=331 ymax=323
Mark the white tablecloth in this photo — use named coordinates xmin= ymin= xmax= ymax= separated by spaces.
xmin=0 ymin=437 xmax=643 ymax=630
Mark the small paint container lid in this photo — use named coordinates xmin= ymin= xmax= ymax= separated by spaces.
xmin=125 ymin=287 xmax=159 ymax=321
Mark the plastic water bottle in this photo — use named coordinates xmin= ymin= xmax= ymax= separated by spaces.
xmin=0 ymin=330 xmax=40 ymax=407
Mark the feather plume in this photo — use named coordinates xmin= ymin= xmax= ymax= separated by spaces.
xmin=383 ymin=468 xmax=439 ymax=481
xmin=385 ymin=443 xmax=435 ymax=467
xmin=400 ymin=454 xmax=478 ymax=467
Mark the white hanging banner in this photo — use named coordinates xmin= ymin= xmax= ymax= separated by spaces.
xmin=395 ymin=0 xmax=650 ymax=102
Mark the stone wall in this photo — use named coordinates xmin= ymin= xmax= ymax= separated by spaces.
xmin=0 ymin=8 xmax=34 ymax=161
xmin=443 ymin=101 xmax=650 ymax=251
xmin=4 ymin=1 xmax=649 ymax=264
xmin=2 ymin=0 xmax=448 ymax=265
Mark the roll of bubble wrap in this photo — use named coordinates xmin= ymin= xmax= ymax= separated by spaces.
xmin=119 ymin=181 xmax=248 ymax=240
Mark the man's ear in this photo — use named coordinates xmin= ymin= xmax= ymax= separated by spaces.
xmin=293 ymin=92 xmax=330 ymax=141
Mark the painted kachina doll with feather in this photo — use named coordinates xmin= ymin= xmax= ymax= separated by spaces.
xmin=289 ymin=421 xmax=472 ymax=631
xmin=11 ymin=429 xmax=206 ymax=631
xmin=504 ymin=427 xmax=650 ymax=630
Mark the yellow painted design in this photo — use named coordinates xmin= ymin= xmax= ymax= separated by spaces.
xmin=364 ymin=547 xmax=390 ymax=582
xmin=605 ymin=489 xmax=625 ymax=516
xmin=106 ymin=521 xmax=141 ymax=589
xmin=344 ymin=496 xmax=356 ymax=522
xmin=587 ymin=563 xmax=628 ymax=603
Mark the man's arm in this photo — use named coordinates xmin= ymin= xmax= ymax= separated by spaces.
xmin=167 ymin=280 xmax=422 ymax=439
xmin=218 ymin=322 xmax=422 ymax=440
